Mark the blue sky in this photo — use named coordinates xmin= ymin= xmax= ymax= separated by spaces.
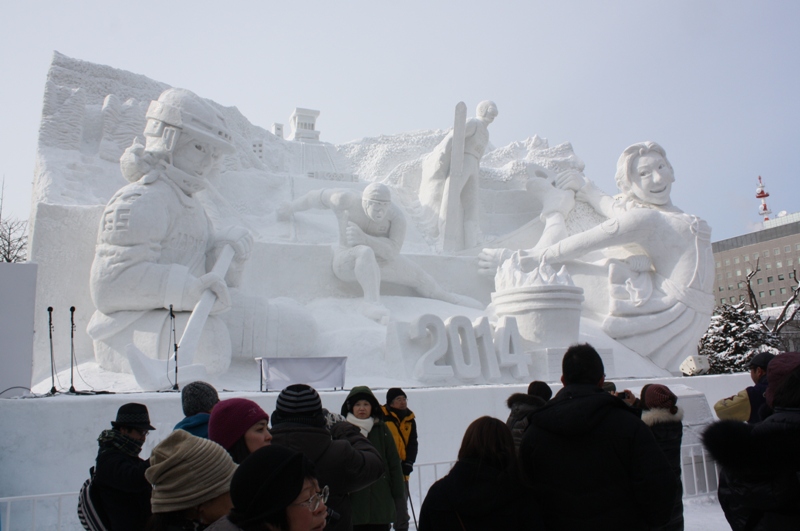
xmin=1 ymin=1 xmax=798 ymax=241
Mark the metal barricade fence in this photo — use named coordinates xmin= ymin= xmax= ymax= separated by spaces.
xmin=0 ymin=492 xmax=81 ymax=531
xmin=0 ymin=443 xmax=720 ymax=530
xmin=681 ymin=442 xmax=720 ymax=498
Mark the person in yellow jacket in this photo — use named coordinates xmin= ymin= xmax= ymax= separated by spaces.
xmin=381 ymin=388 xmax=418 ymax=531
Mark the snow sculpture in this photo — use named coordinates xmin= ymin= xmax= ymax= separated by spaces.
xmin=418 ymin=101 xmax=498 ymax=251
xmin=277 ymin=183 xmax=483 ymax=322
xmin=88 ymin=88 xmax=318 ymax=386
xmin=480 ymin=142 xmax=715 ymax=371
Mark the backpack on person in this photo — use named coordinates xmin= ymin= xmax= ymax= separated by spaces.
xmin=77 ymin=467 xmax=108 ymax=531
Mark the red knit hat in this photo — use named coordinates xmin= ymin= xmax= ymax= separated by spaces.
xmin=208 ymin=398 xmax=270 ymax=450
xmin=644 ymin=384 xmax=678 ymax=412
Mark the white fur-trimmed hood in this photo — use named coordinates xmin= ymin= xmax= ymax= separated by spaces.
xmin=641 ymin=406 xmax=684 ymax=427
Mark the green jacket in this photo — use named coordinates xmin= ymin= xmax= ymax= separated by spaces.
xmin=344 ymin=386 xmax=405 ymax=525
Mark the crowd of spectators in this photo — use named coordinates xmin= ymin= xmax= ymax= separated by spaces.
xmin=82 ymin=343 xmax=800 ymax=531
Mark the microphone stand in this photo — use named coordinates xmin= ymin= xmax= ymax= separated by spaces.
xmin=47 ymin=307 xmax=57 ymax=395
xmin=170 ymin=305 xmax=179 ymax=391
xmin=69 ymin=306 xmax=77 ymax=394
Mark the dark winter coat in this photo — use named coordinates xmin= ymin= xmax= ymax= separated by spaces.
xmin=91 ymin=448 xmax=151 ymax=531
xmin=702 ymin=408 xmax=800 ymax=531
xmin=642 ymin=407 xmax=685 ymax=531
xmin=343 ymin=386 xmax=405 ymax=526
xmin=418 ymin=458 xmax=542 ymax=530
xmin=519 ymin=384 xmax=677 ymax=530
xmin=505 ymin=393 xmax=546 ymax=450
xmin=270 ymin=419 xmax=384 ymax=531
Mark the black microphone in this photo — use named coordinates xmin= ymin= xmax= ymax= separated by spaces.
xmin=169 ymin=304 xmax=175 ymax=318
xmin=70 ymin=306 xmax=75 ymax=312
xmin=47 ymin=306 xmax=53 ymax=312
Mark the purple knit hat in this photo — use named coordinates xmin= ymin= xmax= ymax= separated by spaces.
xmin=766 ymin=352 xmax=800 ymax=408
xmin=208 ymin=398 xmax=270 ymax=450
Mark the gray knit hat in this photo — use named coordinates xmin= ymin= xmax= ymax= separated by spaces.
xmin=181 ymin=381 xmax=220 ymax=417
xmin=146 ymin=430 xmax=237 ymax=513
xmin=276 ymin=384 xmax=323 ymax=416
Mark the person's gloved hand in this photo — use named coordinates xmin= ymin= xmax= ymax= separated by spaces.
xmin=401 ymin=461 xmax=413 ymax=476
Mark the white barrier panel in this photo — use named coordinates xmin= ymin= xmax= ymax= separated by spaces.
xmin=258 ymin=357 xmax=347 ymax=390
xmin=0 ymin=263 xmax=37 ymax=398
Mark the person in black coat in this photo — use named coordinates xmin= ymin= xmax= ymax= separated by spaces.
xmin=269 ymin=384 xmax=385 ymax=531
xmin=703 ymin=351 xmax=800 ymax=531
xmin=505 ymin=381 xmax=551 ymax=451
xmin=519 ymin=343 xmax=677 ymax=530
xmin=419 ymin=416 xmax=542 ymax=530
xmin=91 ymin=403 xmax=155 ymax=531
xmin=640 ymin=384 xmax=684 ymax=531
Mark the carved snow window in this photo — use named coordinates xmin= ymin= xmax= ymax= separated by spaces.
xmin=777 ymin=261 xmax=783 ymax=268
xmin=778 ymin=274 xmax=785 ymax=281
xmin=759 ymin=291 xmax=765 ymax=298
xmin=734 ymin=257 xmax=740 ymax=264
xmin=768 ymin=276 xmax=774 ymax=283
xmin=780 ymin=287 xmax=787 ymax=294
xmin=757 ymin=278 xmax=764 ymax=285
xmin=774 ymin=248 xmax=781 ymax=255
xmin=769 ymin=289 xmax=776 ymax=296
xmin=725 ymin=259 xmax=731 ymax=266
xmin=785 ymin=245 xmax=791 ymax=253
xmin=736 ymin=270 xmax=742 ymax=276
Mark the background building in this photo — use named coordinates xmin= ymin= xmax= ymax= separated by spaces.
xmin=712 ymin=219 xmax=800 ymax=309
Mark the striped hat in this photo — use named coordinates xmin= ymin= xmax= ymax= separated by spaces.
xmin=276 ymin=384 xmax=323 ymax=416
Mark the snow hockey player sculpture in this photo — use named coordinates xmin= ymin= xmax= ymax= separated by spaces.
xmin=88 ymin=88 xmax=317 ymax=388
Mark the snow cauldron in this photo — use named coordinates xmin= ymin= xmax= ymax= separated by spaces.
xmin=491 ymin=255 xmax=584 ymax=349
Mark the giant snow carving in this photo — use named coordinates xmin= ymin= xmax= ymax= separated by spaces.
xmin=26 ymin=53 xmax=712 ymax=391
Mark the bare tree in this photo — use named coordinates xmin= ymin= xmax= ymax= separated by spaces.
xmin=0 ymin=176 xmax=28 ymax=263
xmin=743 ymin=256 xmax=800 ymax=335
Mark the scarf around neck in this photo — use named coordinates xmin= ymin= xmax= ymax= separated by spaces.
xmin=346 ymin=413 xmax=375 ymax=437
xmin=97 ymin=429 xmax=144 ymax=458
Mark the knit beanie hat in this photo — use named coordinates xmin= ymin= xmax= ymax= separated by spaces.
xmin=271 ymin=384 xmax=325 ymax=428
xmin=208 ymin=398 xmax=270 ymax=450
xmin=229 ymin=445 xmax=310 ymax=526
xmin=181 ymin=381 xmax=220 ymax=417
xmin=644 ymin=384 xmax=678 ymax=413
xmin=527 ymin=381 xmax=552 ymax=402
xmin=386 ymin=387 xmax=407 ymax=405
xmin=276 ymin=384 xmax=323 ymax=415
xmin=145 ymin=430 xmax=237 ymax=513
xmin=766 ymin=352 xmax=800 ymax=407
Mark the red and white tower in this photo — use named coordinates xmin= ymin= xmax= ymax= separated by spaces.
xmin=756 ymin=175 xmax=772 ymax=221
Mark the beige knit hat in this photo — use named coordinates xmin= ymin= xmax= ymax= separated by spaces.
xmin=146 ymin=429 xmax=237 ymax=513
